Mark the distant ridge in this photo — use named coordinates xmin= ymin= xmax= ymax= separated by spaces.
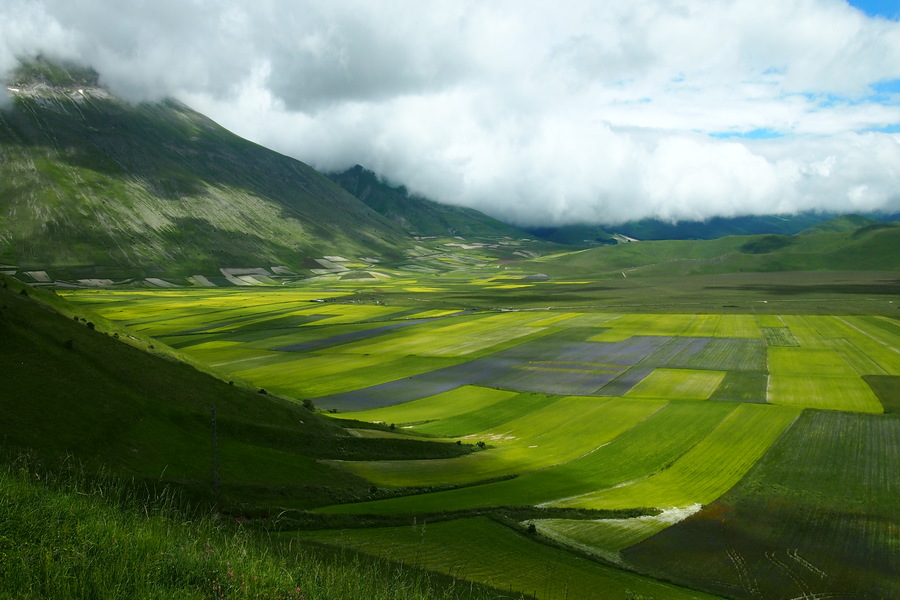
xmin=328 ymin=165 xmax=531 ymax=240
xmin=797 ymin=214 xmax=877 ymax=235
xmin=529 ymin=219 xmax=900 ymax=278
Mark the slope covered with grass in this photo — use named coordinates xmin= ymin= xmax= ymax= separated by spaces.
xmin=0 ymin=457 xmax=513 ymax=600
xmin=527 ymin=220 xmax=900 ymax=278
xmin=0 ymin=276 xmax=473 ymax=512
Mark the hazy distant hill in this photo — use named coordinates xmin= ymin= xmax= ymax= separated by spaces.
xmin=797 ymin=214 xmax=878 ymax=235
xmin=528 ymin=213 xmax=853 ymax=245
xmin=529 ymin=218 xmax=900 ymax=278
xmin=614 ymin=213 xmax=838 ymax=240
xmin=328 ymin=165 xmax=531 ymax=240
xmin=0 ymin=59 xmax=410 ymax=281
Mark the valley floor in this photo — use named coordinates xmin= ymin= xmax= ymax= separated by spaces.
xmin=58 ymin=270 xmax=900 ymax=600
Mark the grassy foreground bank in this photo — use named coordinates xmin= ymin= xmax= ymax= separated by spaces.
xmin=0 ymin=456 xmax=520 ymax=600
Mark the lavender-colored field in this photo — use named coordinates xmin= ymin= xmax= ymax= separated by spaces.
xmin=596 ymin=367 xmax=657 ymax=396
xmin=314 ymin=358 xmax=520 ymax=411
xmin=637 ymin=336 xmax=767 ymax=371
xmin=488 ymin=363 xmax=625 ymax=395
xmin=638 ymin=337 xmax=711 ymax=368
xmin=316 ymin=333 xmax=681 ymax=410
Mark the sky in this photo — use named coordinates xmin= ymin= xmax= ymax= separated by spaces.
xmin=2 ymin=0 xmax=899 ymax=226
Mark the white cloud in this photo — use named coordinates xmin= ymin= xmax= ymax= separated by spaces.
xmin=2 ymin=0 xmax=900 ymax=224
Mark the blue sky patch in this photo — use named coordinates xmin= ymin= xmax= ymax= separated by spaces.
xmin=868 ymin=123 xmax=900 ymax=133
xmin=847 ymin=0 xmax=900 ymax=20
xmin=709 ymin=128 xmax=785 ymax=140
xmin=871 ymin=79 xmax=900 ymax=95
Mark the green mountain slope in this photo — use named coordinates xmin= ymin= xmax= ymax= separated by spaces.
xmin=328 ymin=165 xmax=531 ymax=240
xmin=0 ymin=59 xmax=409 ymax=281
xmin=797 ymin=214 xmax=878 ymax=235
xmin=528 ymin=220 xmax=900 ymax=278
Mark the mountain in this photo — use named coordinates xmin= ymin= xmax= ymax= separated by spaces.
xmin=0 ymin=59 xmax=410 ymax=282
xmin=328 ymin=164 xmax=531 ymax=240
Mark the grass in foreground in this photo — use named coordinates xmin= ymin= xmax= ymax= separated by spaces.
xmin=0 ymin=456 xmax=519 ymax=600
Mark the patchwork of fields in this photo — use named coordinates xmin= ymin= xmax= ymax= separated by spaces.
xmin=65 ymin=286 xmax=900 ymax=600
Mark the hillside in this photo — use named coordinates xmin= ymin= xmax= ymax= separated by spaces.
xmin=526 ymin=219 xmax=900 ymax=279
xmin=328 ymin=164 xmax=532 ymax=240
xmin=0 ymin=274 xmax=472 ymax=512
xmin=613 ymin=213 xmax=838 ymax=240
xmin=526 ymin=213 xmax=838 ymax=245
xmin=0 ymin=59 xmax=410 ymax=282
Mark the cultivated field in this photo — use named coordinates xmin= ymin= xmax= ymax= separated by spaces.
xmin=63 ymin=272 xmax=900 ymax=600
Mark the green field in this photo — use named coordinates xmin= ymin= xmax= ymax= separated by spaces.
xmin=58 ymin=273 xmax=900 ymax=600
xmin=624 ymin=411 xmax=900 ymax=599
xmin=295 ymin=518 xmax=720 ymax=600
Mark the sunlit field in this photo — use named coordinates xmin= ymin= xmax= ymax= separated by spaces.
xmin=63 ymin=273 xmax=900 ymax=600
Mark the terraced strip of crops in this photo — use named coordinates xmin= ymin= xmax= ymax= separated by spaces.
xmin=406 ymin=391 xmax=559 ymax=437
xmin=318 ymin=400 xmax=733 ymax=516
xmin=295 ymin=518 xmax=722 ymax=600
xmin=551 ymin=404 xmax=800 ymax=510
xmin=623 ymin=411 xmax=900 ymax=600
xmin=322 ymin=397 xmax=664 ymax=489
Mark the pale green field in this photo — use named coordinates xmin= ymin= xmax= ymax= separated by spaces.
xmin=767 ymin=375 xmax=883 ymax=412
xmin=625 ymin=368 xmax=726 ymax=399
xmin=324 ymin=397 xmax=665 ymax=488
xmin=551 ymin=403 xmax=800 ymax=510
xmin=587 ymin=313 xmax=763 ymax=341
xmin=768 ymin=347 xmax=860 ymax=377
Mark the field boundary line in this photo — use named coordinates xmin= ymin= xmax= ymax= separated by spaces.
xmin=211 ymin=356 xmax=272 ymax=367
xmin=834 ymin=317 xmax=900 ymax=356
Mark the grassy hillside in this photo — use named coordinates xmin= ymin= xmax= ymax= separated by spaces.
xmin=0 ymin=59 xmax=409 ymax=281
xmin=0 ymin=456 xmax=516 ymax=600
xmin=526 ymin=220 xmax=900 ymax=279
xmin=0 ymin=275 xmax=474 ymax=512
xmin=528 ymin=213 xmax=841 ymax=245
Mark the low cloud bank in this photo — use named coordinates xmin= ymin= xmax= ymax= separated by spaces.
xmin=2 ymin=1 xmax=899 ymax=224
